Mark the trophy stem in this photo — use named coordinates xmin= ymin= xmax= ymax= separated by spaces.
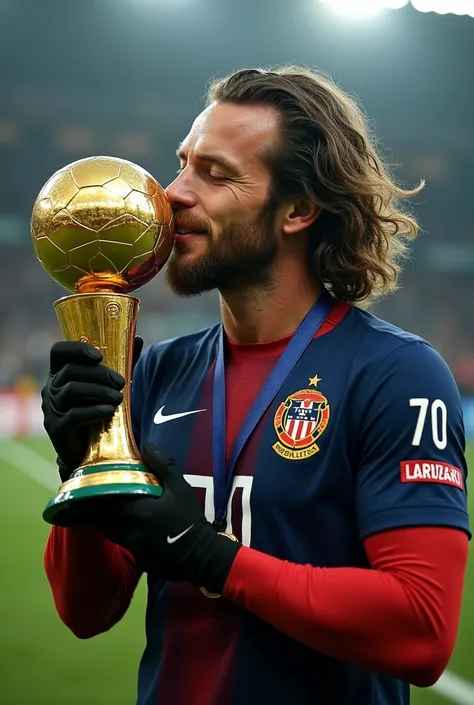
xmin=43 ymin=292 xmax=162 ymax=527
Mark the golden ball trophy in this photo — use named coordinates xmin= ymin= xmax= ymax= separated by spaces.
xmin=30 ymin=156 xmax=174 ymax=527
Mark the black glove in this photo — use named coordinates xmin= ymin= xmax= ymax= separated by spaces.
xmin=41 ymin=336 xmax=143 ymax=480
xmin=102 ymin=443 xmax=242 ymax=595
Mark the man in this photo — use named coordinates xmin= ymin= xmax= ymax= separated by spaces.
xmin=41 ymin=67 xmax=470 ymax=705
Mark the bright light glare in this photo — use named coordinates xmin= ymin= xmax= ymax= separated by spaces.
xmin=411 ymin=0 xmax=435 ymax=10
xmin=320 ymin=0 xmax=474 ymax=16
xmin=454 ymin=0 xmax=474 ymax=16
xmin=384 ymin=0 xmax=409 ymax=7
xmin=320 ymin=0 xmax=383 ymax=16
xmin=414 ymin=0 xmax=474 ymax=14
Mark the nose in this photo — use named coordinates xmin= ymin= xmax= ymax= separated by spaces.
xmin=165 ymin=171 xmax=198 ymax=210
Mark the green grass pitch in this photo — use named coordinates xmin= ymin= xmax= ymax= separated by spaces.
xmin=0 ymin=436 xmax=472 ymax=705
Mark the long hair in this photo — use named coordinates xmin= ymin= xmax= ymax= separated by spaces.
xmin=206 ymin=66 xmax=424 ymax=304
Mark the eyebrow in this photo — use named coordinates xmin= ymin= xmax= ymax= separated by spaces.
xmin=176 ymin=145 xmax=241 ymax=176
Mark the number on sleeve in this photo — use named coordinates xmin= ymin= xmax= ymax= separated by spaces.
xmin=431 ymin=399 xmax=448 ymax=450
xmin=409 ymin=398 xmax=448 ymax=450
xmin=409 ymin=398 xmax=429 ymax=446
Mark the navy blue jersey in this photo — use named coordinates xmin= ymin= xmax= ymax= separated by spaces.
xmin=130 ymin=304 xmax=469 ymax=705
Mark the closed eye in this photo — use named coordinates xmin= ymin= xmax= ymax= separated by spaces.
xmin=177 ymin=165 xmax=230 ymax=182
xmin=209 ymin=173 xmax=230 ymax=182
xmin=175 ymin=160 xmax=232 ymax=183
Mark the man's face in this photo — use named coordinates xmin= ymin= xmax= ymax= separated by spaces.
xmin=164 ymin=102 xmax=282 ymax=296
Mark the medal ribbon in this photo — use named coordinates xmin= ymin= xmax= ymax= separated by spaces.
xmin=211 ymin=289 xmax=334 ymax=531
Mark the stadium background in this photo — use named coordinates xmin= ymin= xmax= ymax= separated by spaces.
xmin=0 ymin=1 xmax=473 ymax=703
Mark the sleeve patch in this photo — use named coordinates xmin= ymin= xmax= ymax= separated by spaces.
xmin=400 ymin=460 xmax=464 ymax=490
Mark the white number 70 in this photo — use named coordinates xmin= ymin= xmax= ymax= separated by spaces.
xmin=410 ymin=398 xmax=447 ymax=450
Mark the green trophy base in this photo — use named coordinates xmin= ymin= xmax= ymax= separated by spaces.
xmin=42 ymin=462 xmax=164 ymax=527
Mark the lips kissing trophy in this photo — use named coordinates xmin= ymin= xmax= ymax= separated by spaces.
xmin=30 ymin=156 xmax=174 ymax=526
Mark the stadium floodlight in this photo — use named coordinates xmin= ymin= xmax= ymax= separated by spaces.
xmin=319 ymin=0 xmax=385 ymax=16
xmin=411 ymin=0 xmax=437 ymax=11
xmin=319 ymin=0 xmax=412 ymax=16
xmin=411 ymin=0 xmax=474 ymax=14
xmin=415 ymin=0 xmax=474 ymax=15
xmin=381 ymin=0 xmax=410 ymax=7
xmin=456 ymin=0 xmax=474 ymax=16
xmin=319 ymin=0 xmax=474 ymax=16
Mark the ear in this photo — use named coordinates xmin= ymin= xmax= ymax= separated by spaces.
xmin=282 ymin=197 xmax=322 ymax=235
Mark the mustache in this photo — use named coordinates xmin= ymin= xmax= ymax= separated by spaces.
xmin=173 ymin=212 xmax=210 ymax=233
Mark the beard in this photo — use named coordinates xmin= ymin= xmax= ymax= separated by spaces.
xmin=165 ymin=196 xmax=279 ymax=297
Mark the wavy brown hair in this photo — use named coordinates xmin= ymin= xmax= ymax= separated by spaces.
xmin=206 ymin=66 xmax=424 ymax=304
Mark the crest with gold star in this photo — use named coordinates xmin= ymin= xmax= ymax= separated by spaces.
xmin=272 ymin=376 xmax=330 ymax=460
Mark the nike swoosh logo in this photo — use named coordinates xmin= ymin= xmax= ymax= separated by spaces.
xmin=167 ymin=525 xmax=194 ymax=544
xmin=153 ymin=406 xmax=207 ymax=425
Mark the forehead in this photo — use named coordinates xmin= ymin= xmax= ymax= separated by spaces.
xmin=179 ymin=102 xmax=281 ymax=167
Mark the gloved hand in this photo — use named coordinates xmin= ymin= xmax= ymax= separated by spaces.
xmin=41 ymin=336 xmax=143 ymax=480
xmin=102 ymin=443 xmax=242 ymax=596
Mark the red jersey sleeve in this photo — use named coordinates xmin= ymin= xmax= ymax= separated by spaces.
xmin=223 ymin=526 xmax=468 ymax=687
xmin=44 ymin=525 xmax=142 ymax=638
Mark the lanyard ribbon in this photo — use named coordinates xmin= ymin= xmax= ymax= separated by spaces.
xmin=211 ymin=290 xmax=334 ymax=531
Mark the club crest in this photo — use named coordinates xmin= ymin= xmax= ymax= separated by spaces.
xmin=273 ymin=380 xmax=330 ymax=460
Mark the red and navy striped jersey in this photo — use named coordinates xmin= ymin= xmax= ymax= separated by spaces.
xmin=130 ymin=302 xmax=469 ymax=705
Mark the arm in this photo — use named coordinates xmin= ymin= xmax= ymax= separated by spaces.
xmin=41 ymin=338 xmax=147 ymax=638
xmin=44 ymin=525 xmax=142 ymax=638
xmin=99 ymin=341 xmax=470 ymax=683
xmin=223 ymin=526 xmax=468 ymax=687
xmin=224 ymin=340 xmax=470 ymax=687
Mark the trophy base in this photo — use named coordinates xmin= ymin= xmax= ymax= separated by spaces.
xmin=42 ymin=462 xmax=163 ymax=527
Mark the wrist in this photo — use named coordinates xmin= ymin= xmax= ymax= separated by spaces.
xmin=57 ymin=457 xmax=76 ymax=483
xmin=194 ymin=526 xmax=242 ymax=596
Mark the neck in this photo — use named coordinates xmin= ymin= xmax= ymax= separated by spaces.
xmin=219 ymin=267 xmax=322 ymax=344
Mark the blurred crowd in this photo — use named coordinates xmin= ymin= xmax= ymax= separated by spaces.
xmin=1 ymin=238 xmax=473 ymax=396
xmin=1 ymin=137 xmax=473 ymax=396
xmin=0 ymin=0 xmax=473 ymax=398
xmin=0 ymin=243 xmax=220 ymax=392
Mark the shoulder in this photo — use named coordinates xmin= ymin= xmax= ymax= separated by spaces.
xmin=342 ymin=310 xmax=462 ymax=431
xmin=344 ymin=305 xmax=426 ymax=350
xmin=330 ymin=307 xmax=461 ymax=412
xmin=143 ymin=324 xmax=220 ymax=364
xmin=342 ymin=306 xmax=450 ymax=374
xmin=134 ymin=323 xmax=221 ymax=386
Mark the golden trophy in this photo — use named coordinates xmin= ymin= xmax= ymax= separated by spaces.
xmin=30 ymin=156 xmax=174 ymax=526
